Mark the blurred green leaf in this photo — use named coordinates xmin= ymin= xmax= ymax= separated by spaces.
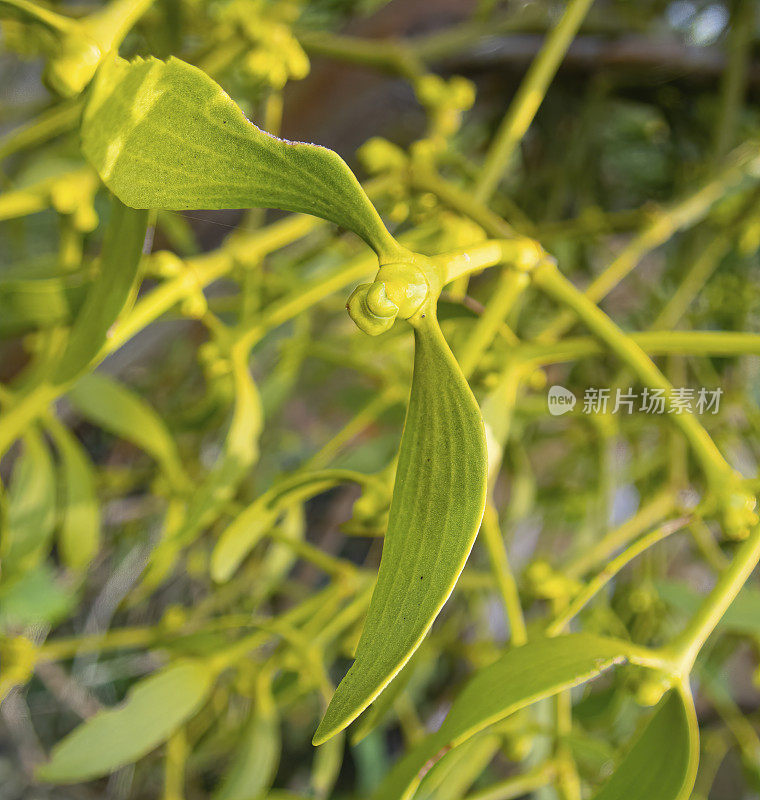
xmin=0 ymin=429 xmax=56 ymax=575
xmin=591 ymin=688 xmax=698 ymax=800
xmin=658 ymin=579 xmax=760 ymax=636
xmin=142 ymin=346 xmax=261 ymax=591
xmin=67 ymin=372 xmax=188 ymax=491
xmin=374 ymin=634 xmax=629 ymax=800
xmin=212 ymin=468 xmax=370 ymax=583
xmin=214 ymin=671 xmax=280 ymax=800
xmin=0 ymin=562 xmax=76 ymax=629
xmin=416 ymin=734 xmax=501 ymax=800
xmin=37 ymin=659 xmax=215 ymax=784
xmin=54 ymin=199 xmax=148 ymax=383
xmin=0 ymin=277 xmax=81 ymax=335
xmin=82 ymin=56 xmax=399 ymax=257
xmin=312 ymin=730 xmax=345 ymax=799
xmin=48 ymin=419 xmax=100 ymax=571
xmin=315 ymin=315 xmax=488 ymax=745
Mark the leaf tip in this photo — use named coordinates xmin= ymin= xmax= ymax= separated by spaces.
xmin=312 ymin=694 xmax=357 ymax=746
xmin=311 ymin=725 xmax=332 ymax=747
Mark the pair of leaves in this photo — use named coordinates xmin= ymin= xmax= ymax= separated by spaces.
xmin=81 ymin=54 xmax=488 ymax=744
xmin=374 ymin=634 xmax=698 ymax=800
xmin=0 ymin=418 xmax=100 ymax=582
xmin=37 ymin=659 xmax=215 ymax=783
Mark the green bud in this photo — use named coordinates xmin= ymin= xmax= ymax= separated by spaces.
xmin=358 ymin=137 xmax=407 ymax=174
xmin=347 ymin=262 xmax=429 ymax=335
xmin=151 ymin=250 xmax=184 ymax=278
xmin=347 ymin=283 xmax=396 ymax=336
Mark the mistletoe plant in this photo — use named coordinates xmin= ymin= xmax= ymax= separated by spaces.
xmin=3 ymin=2 xmax=760 ymax=800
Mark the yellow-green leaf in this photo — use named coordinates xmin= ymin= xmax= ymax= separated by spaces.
xmin=314 ymin=315 xmax=488 ymax=745
xmin=214 ymin=672 xmax=280 ymax=800
xmin=0 ymin=562 xmax=76 ymax=630
xmin=67 ymin=372 xmax=188 ymax=492
xmin=49 ymin=420 xmax=100 ymax=571
xmin=591 ymin=687 xmax=699 ymax=800
xmin=374 ymin=634 xmax=630 ymax=800
xmin=81 ymin=56 xmax=399 ymax=258
xmin=312 ymin=730 xmax=345 ymax=799
xmin=53 ymin=199 xmax=148 ymax=383
xmin=36 ymin=659 xmax=215 ymax=784
xmin=0 ymin=429 xmax=56 ymax=575
xmin=416 ymin=734 xmax=501 ymax=800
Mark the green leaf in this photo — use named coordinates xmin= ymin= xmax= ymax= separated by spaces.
xmin=373 ymin=634 xmax=629 ymax=800
xmin=658 ymin=579 xmax=760 ymax=636
xmin=312 ymin=731 xmax=345 ymax=799
xmin=314 ymin=315 xmax=488 ymax=744
xmin=49 ymin=420 xmax=100 ymax=571
xmin=214 ymin=672 xmax=280 ymax=800
xmin=0 ymin=429 xmax=56 ymax=575
xmin=67 ymin=372 xmax=188 ymax=492
xmin=54 ymin=199 xmax=148 ymax=383
xmin=0 ymin=562 xmax=76 ymax=630
xmin=591 ymin=687 xmax=699 ymax=800
xmin=82 ymin=56 xmax=399 ymax=258
xmin=416 ymin=734 xmax=501 ymax=800
xmin=0 ymin=275 xmax=82 ymax=335
xmin=36 ymin=659 xmax=215 ymax=784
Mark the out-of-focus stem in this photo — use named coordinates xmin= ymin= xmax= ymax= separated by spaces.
xmin=533 ymin=259 xmax=738 ymax=492
xmin=474 ymin=0 xmax=596 ymax=203
xmin=537 ymin=142 xmax=760 ymax=342
xmin=566 ymin=490 xmax=676 ymax=578
xmin=459 ymin=268 xmax=528 ymax=378
xmin=664 ymin=524 xmax=760 ymax=675
xmin=548 ymin=516 xmax=690 ymax=635
xmin=480 ymin=503 xmax=527 ymax=646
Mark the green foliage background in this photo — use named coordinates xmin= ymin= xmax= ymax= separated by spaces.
xmin=2 ymin=0 xmax=760 ymax=798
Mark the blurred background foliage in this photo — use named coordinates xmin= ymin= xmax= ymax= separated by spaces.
xmin=2 ymin=0 xmax=760 ymax=798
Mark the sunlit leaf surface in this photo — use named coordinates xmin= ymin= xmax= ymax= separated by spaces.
xmin=82 ymin=56 xmax=398 ymax=257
